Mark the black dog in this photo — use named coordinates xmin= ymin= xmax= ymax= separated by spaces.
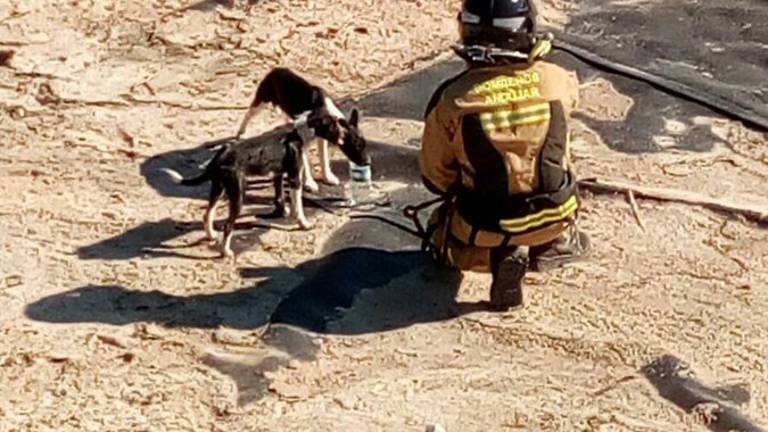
xmin=164 ymin=108 xmax=368 ymax=258
xmin=236 ymin=67 xmax=356 ymax=192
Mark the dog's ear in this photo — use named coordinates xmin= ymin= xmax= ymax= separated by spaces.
xmin=348 ymin=108 xmax=360 ymax=127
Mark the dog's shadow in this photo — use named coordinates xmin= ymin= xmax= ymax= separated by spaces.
xmin=140 ymin=139 xmax=222 ymax=201
xmin=96 ymin=134 xmax=352 ymax=262
xmin=76 ymin=217 xmax=299 ymax=261
xmin=126 ymin=117 xmax=424 ymax=263
xmin=86 ymin=139 xmax=311 ymax=261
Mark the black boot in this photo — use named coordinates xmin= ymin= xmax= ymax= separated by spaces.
xmin=489 ymin=246 xmax=529 ymax=311
xmin=529 ymin=223 xmax=591 ymax=272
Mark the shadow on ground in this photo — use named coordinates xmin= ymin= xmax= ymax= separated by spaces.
xmin=547 ymin=0 xmax=768 ymax=151
xmin=29 ymin=247 xmax=482 ymax=333
xmin=641 ymin=355 xmax=762 ymax=432
xmin=28 ymin=247 xmax=484 ymax=404
xmin=552 ymin=50 xmax=728 ymax=154
xmin=52 ymin=30 xmax=767 ymax=405
xmin=75 ymin=216 xmax=303 ymax=260
xmin=31 ymin=212 xmax=485 ymax=404
xmin=347 ymin=49 xmax=736 ymax=154
xmin=172 ymin=0 xmax=237 ymax=14
xmin=349 ymin=58 xmax=465 ymax=122
xmin=557 ymin=0 xmax=768 ymax=119
xmin=140 ymin=139 xmax=223 ymax=201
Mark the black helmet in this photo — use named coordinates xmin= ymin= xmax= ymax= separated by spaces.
xmin=459 ymin=0 xmax=538 ymax=53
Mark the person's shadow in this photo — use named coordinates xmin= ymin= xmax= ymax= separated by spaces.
xmin=27 ymin=247 xmax=482 ymax=334
xmin=28 ymin=220 xmax=487 ymax=404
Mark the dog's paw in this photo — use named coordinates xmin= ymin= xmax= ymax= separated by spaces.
xmin=303 ymin=178 xmax=320 ymax=193
xmin=271 ymin=206 xmax=288 ymax=218
xmin=205 ymin=227 xmax=222 ymax=243
xmin=220 ymin=246 xmax=235 ymax=259
xmin=321 ymin=172 xmax=340 ymax=186
xmin=298 ymin=218 xmax=314 ymax=230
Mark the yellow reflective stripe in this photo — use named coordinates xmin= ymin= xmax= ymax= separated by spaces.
xmin=480 ymin=106 xmax=551 ymax=131
xmin=479 ymin=102 xmax=549 ymax=117
xmin=499 ymin=196 xmax=578 ymax=233
xmin=483 ymin=114 xmax=550 ymax=131
xmin=500 ymin=195 xmax=578 ymax=228
xmin=482 ymin=113 xmax=551 ymax=130
xmin=505 ymin=103 xmax=550 ymax=115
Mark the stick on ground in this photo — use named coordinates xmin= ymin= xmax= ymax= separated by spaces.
xmin=578 ymin=178 xmax=768 ymax=226
xmin=626 ymin=189 xmax=645 ymax=230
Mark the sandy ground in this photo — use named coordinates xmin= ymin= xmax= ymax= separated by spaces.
xmin=1 ymin=0 xmax=767 ymax=431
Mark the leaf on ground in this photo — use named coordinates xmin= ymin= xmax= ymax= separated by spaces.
xmin=268 ymin=381 xmax=311 ymax=402
xmin=0 ymin=50 xmax=14 ymax=67
xmin=96 ymin=334 xmax=131 ymax=349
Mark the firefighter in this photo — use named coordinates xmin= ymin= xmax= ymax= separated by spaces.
xmin=419 ymin=0 xmax=590 ymax=311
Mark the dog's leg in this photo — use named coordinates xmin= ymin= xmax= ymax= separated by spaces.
xmin=319 ymin=95 xmax=344 ymax=185
xmin=318 ymin=138 xmax=340 ymax=185
xmin=272 ymin=173 xmax=288 ymax=217
xmin=287 ymin=148 xmax=312 ymax=229
xmin=236 ymin=105 xmax=264 ymax=137
xmin=204 ymin=181 xmax=224 ymax=241
xmin=289 ymin=187 xmax=312 ymax=230
xmin=301 ymin=151 xmax=320 ymax=193
xmin=220 ymin=175 xmax=243 ymax=258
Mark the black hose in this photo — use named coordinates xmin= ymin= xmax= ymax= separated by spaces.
xmin=551 ymin=39 xmax=768 ymax=132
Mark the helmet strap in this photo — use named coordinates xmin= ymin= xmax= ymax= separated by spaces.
xmin=528 ymin=33 xmax=553 ymax=62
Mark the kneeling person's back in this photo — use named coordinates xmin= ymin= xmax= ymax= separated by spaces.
xmin=417 ymin=0 xmax=590 ymax=311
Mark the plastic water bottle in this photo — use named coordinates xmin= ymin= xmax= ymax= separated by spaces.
xmin=345 ymin=161 xmax=373 ymax=207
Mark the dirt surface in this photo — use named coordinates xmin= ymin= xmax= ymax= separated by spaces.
xmin=1 ymin=1 xmax=767 ymax=431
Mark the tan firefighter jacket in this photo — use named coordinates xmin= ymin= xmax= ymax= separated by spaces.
xmin=418 ymin=57 xmax=581 ymax=272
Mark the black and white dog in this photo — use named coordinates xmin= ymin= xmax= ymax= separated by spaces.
xmin=164 ymin=107 xmax=369 ymax=258
xmin=236 ymin=67 xmax=354 ymax=193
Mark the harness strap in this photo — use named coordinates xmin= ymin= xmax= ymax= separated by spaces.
xmin=402 ymin=196 xmax=448 ymax=254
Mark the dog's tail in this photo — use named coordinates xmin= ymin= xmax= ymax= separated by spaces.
xmin=161 ymin=143 xmax=230 ymax=186
xmin=161 ymin=168 xmax=212 ymax=186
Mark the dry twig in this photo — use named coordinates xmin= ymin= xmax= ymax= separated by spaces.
xmin=625 ymin=190 xmax=645 ymax=230
xmin=579 ymin=178 xmax=768 ymax=226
